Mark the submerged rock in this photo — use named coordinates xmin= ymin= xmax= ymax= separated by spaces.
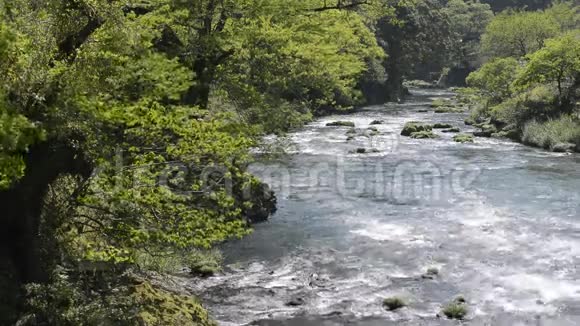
xmin=401 ymin=121 xmax=433 ymax=136
xmin=326 ymin=121 xmax=355 ymax=127
xmin=370 ymin=120 xmax=383 ymax=125
xmin=286 ymin=297 xmax=305 ymax=306
xmin=442 ymin=127 xmax=461 ymax=133
xmin=352 ymin=148 xmax=380 ymax=154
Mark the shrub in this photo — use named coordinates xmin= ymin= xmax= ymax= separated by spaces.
xmin=522 ymin=115 xmax=580 ymax=150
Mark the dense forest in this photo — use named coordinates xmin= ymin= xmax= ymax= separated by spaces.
xmin=0 ymin=0 xmax=578 ymax=324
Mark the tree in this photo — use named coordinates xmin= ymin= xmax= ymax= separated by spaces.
xmin=515 ymin=33 xmax=580 ymax=102
xmin=443 ymin=0 xmax=493 ymax=67
xmin=481 ymin=9 xmax=560 ymax=59
xmin=376 ymin=0 xmax=453 ymax=99
xmin=467 ymin=57 xmax=522 ymax=102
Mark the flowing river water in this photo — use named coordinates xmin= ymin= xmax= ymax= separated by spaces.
xmin=188 ymin=89 xmax=580 ymax=325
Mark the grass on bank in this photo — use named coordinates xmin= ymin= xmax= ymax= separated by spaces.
xmin=522 ymin=115 xmax=580 ymax=150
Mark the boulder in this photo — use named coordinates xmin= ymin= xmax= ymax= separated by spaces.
xmin=326 ymin=121 xmax=355 ymax=127
xmin=551 ymin=143 xmax=576 ymax=153
xmin=401 ymin=121 xmax=433 ymax=136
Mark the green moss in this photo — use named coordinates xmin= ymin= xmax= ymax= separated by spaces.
xmin=442 ymin=302 xmax=468 ymax=320
xmin=132 ymin=281 xmax=217 ymax=326
xmin=453 ymin=134 xmax=474 ymax=143
xmin=410 ymin=131 xmax=438 ymax=139
xmin=401 ymin=121 xmax=433 ymax=136
xmin=187 ymin=251 xmax=222 ymax=277
xmin=326 ymin=121 xmax=355 ymax=127
xmin=382 ymin=297 xmax=406 ymax=311
xmin=431 ymin=99 xmax=450 ymax=108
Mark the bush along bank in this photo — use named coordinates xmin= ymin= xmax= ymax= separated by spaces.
xmin=461 ymin=4 xmax=580 ymax=153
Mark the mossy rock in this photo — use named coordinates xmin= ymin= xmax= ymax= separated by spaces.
xmin=464 ymin=117 xmax=476 ymax=126
xmin=326 ymin=121 xmax=355 ymax=127
xmin=453 ymin=134 xmax=474 ymax=143
xmin=442 ymin=127 xmax=460 ymax=133
xmin=382 ymin=297 xmax=406 ymax=311
xmin=346 ymin=128 xmax=357 ymax=135
xmin=401 ymin=121 xmax=432 ymax=136
xmin=433 ymin=123 xmax=453 ymax=129
xmin=132 ymin=281 xmax=217 ymax=326
xmin=430 ymin=99 xmax=450 ymax=108
xmin=410 ymin=131 xmax=438 ymax=139
xmin=189 ymin=252 xmax=222 ymax=277
xmin=434 ymin=107 xmax=464 ymax=113
xmin=473 ymin=124 xmax=497 ymax=137
xmin=367 ymin=126 xmax=379 ymax=132
xmin=441 ymin=302 xmax=468 ymax=320
xmin=370 ymin=120 xmax=384 ymax=125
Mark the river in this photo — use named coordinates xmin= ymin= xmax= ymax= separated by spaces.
xmin=188 ymin=88 xmax=580 ymax=325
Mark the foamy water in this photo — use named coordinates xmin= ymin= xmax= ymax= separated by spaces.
xmin=188 ymin=89 xmax=580 ymax=325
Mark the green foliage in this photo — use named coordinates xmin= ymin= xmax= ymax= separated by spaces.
xmin=466 ymin=57 xmax=522 ymax=102
xmin=443 ymin=0 xmax=493 ymax=66
xmin=481 ymin=10 xmax=560 ymax=58
xmin=18 ymin=270 xmax=216 ymax=326
xmin=515 ymin=33 xmax=580 ymax=99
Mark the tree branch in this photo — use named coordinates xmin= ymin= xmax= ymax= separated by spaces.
xmin=309 ymin=0 xmax=368 ymax=12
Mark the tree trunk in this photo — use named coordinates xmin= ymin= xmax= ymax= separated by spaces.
xmin=0 ymin=141 xmax=92 ymax=283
